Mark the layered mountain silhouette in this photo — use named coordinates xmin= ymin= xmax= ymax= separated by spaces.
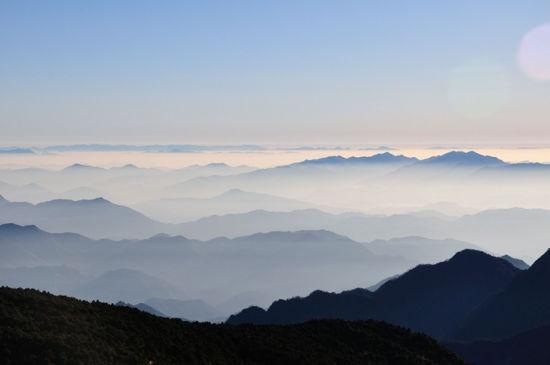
xmin=176 ymin=207 xmax=550 ymax=258
xmin=448 ymin=324 xmax=550 ymax=365
xmin=419 ymin=151 xmax=505 ymax=166
xmin=365 ymin=236 xmax=480 ymax=264
xmin=0 ymin=183 xmax=54 ymax=203
xmin=72 ymin=268 xmax=185 ymax=304
xmin=133 ymin=188 xmax=336 ymax=223
xmin=116 ymin=301 xmax=167 ymax=317
xmin=228 ymin=250 xmax=519 ymax=339
xmin=0 ymin=265 xmax=90 ymax=294
xmin=143 ymin=298 xmax=224 ymax=322
xmin=160 ymin=152 xmax=440 ymax=197
xmin=0 ymin=196 xmax=168 ymax=239
xmin=0 ymin=147 xmax=34 ymax=154
xmin=500 ymin=254 xmax=529 ymax=270
xmin=167 ymin=151 xmax=514 ymax=196
xmin=0 ymin=162 xmax=255 ymax=204
xmin=0 ymin=287 xmax=466 ymax=365
xmin=388 ymin=151 xmax=507 ymax=179
xmin=176 ymin=208 xmax=446 ymax=241
xmin=456 ymin=248 xmax=550 ymax=340
xmin=0 ymin=224 xmax=411 ymax=307
xmin=3 ymin=193 xmax=548 ymax=258
xmin=295 ymin=152 xmax=418 ymax=166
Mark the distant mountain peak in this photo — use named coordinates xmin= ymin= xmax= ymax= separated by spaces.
xmin=149 ymin=233 xmax=172 ymax=239
xmin=112 ymin=164 xmax=139 ymax=170
xmin=526 ymin=248 xmax=550 ymax=273
xmin=87 ymin=197 xmax=109 ymax=203
xmin=421 ymin=151 xmax=505 ymax=166
xmin=351 ymin=152 xmax=417 ymax=163
xmin=219 ymin=188 xmax=248 ymax=196
xmin=205 ymin=162 xmax=230 ymax=168
xmin=63 ymin=163 xmax=102 ymax=171
xmin=298 ymin=153 xmax=416 ymax=166
xmin=501 ymin=255 xmax=530 ymax=270
xmin=41 ymin=197 xmax=110 ymax=206
xmin=448 ymin=249 xmax=500 ymax=264
xmin=238 ymin=229 xmax=353 ymax=242
xmin=0 ymin=223 xmax=42 ymax=234
xmin=300 ymin=155 xmax=347 ymax=164
xmin=23 ymin=182 xmax=44 ymax=189
xmin=436 ymin=250 xmax=520 ymax=276
xmin=0 ymin=147 xmax=35 ymax=154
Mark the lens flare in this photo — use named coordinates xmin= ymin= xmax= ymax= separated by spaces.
xmin=518 ymin=23 xmax=550 ymax=80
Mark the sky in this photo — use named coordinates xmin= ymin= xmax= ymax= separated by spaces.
xmin=1 ymin=0 xmax=549 ymax=146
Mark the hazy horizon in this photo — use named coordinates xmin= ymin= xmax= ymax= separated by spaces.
xmin=4 ymin=146 xmax=550 ymax=169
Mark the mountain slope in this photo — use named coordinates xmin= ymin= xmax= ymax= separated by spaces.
xmin=371 ymin=250 xmax=519 ymax=338
xmin=0 ymin=265 xmax=90 ymax=294
xmin=0 ymin=224 xmax=411 ymax=307
xmin=500 ymin=254 xmax=529 ymax=270
xmin=365 ymin=236 xmax=479 ymax=264
xmin=175 ymin=208 xmax=446 ymax=241
xmin=0 ymin=223 xmax=96 ymax=267
xmin=448 ymin=324 xmax=550 ymax=365
xmin=71 ymin=268 xmax=186 ymax=303
xmin=388 ymin=151 xmax=507 ymax=182
xmin=456 ymin=248 xmax=550 ymax=340
xmin=419 ymin=151 xmax=505 ymax=166
xmin=144 ymin=298 xmax=223 ymax=322
xmin=228 ymin=250 xmax=519 ymax=339
xmin=0 ymin=196 xmax=169 ymax=239
xmin=0 ymin=287 xmax=466 ymax=365
xmin=175 ymin=207 xmax=550 ymax=258
xmin=133 ymin=189 xmax=332 ymax=223
xmin=228 ymin=288 xmax=374 ymax=325
xmin=116 ymin=301 xmax=167 ymax=317
xmin=296 ymin=152 xmax=417 ymax=166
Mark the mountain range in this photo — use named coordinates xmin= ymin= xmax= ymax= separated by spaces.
xmin=0 ymin=224 xmax=416 ymax=308
xmin=143 ymin=298 xmax=225 ymax=322
xmin=3 ymin=192 xmax=550 ymax=258
xmin=227 ymin=250 xmax=519 ymax=339
xmin=225 ymin=246 xmax=550 ymax=364
xmin=0 ymin=196 xmax=167 ymax=239
xmin=132 ymin=188 xmax=339 ymax=223
xmin=456 ymin=248 xmax=550 ymax=341
xmin=448 ymin=324 xmax=550 ymax=365
xmin=176 ymin=207 xmax=549 ymax=258
xmin=159 ymin=151 xmax=550 ymax=221
xmin=0 ymin=286 xmax=466 ymax=365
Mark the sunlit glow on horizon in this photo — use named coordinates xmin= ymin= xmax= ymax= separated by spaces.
xmin=3 ymin=148 xmax=550 ymax=170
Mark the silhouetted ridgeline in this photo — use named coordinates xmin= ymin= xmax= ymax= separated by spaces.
xmin=225 ymin=248 xmax=550 ymax=365
xmin=228 ymin=250 xmax=519 ymax=339
xmin=448 ymin=324 xmax=550 ymax=365
xmin=456 ymin=248 xmax=550 ymax=341
xmin=0 ymin=287 xmax=466 ymax=365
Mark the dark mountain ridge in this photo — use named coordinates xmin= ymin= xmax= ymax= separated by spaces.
xmin=456 ymin=248 xmax=550 ymax=341
xmin=448 ymin=323 xmax=550 ymax=365
xmin=0 ymin=287 xmax=466 ymax=365
xmin=228 ymin=250 xmax=519 ymax=339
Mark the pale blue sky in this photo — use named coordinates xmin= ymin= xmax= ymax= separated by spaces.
xmin=1 ymin=1 xmax=549 ymax=145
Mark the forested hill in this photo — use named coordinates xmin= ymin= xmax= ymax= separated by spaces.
xmin=0 ymin=287 xmax=465 ymax=365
